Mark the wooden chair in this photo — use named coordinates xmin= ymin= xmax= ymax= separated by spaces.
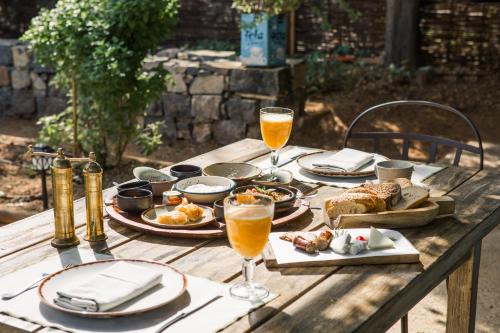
xmin=343 ymin=100 xmax=484 ymax=332
xmin=343 ymin=100 xmax=484 ymax=170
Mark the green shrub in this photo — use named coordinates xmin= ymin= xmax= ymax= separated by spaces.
xmin=23 ymin=0 xmax=179 ymax=167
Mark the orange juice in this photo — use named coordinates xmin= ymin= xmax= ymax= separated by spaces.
xmin=226 ymin=207 xmax=272 ymax=258
xmin=260 ymin=113 xmax=293 ymax=150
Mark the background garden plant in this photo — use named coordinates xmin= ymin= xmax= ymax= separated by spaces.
xmin=22 ymin=0 xmax=179 ymax=167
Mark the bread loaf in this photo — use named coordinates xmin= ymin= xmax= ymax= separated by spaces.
xmin=391 ymin=186 xmax=429 ymax=210
xmin=344 ymin=182 xmax=401 ymax=211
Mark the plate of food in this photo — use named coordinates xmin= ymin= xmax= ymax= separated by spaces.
xmin=231 ymin=185 xmax=297 ymax=213
xmin=263 ymin=227 xmax=420 ymax=268
xmin=296 ymin=149 xmax=388 ymax=178
xmin=141 ymin=199 xmax=215 ymax=229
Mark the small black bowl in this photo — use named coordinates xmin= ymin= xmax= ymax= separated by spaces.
xmin=213 ymin=198 xmax=225 ymax=221
xmin=170 ymin=164 xmax=202 ymax=180
xmin=116 ymin=180 xmax=152 ymax=193
xmin=116 ymin=189 xmax=153 ymax=213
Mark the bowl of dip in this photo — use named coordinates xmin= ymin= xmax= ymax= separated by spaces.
xmin=174 ymin=176 xmax=236 ymax=204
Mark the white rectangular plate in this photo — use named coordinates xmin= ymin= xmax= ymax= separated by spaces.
xmin=263 ymin=228 xmax=420 ymax=268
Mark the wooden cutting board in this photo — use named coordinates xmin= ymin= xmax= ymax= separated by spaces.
xmin=327 ymin=196 xmax=455 ymax=229
xmin=263 ymin=228 xmax=420 ymax=268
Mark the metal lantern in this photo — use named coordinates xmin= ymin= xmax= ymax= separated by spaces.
xmin=31 ymin=144 xmax=54 ymax=210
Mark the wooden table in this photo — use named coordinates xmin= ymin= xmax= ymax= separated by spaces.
xmin=0 ymin=139 xmax=498 ymax=333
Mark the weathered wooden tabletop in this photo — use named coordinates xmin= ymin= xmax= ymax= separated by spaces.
xmin=0 ymin=138 xmax=499 ymax=333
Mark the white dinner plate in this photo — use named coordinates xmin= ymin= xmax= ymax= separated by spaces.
xmin=297 ymin=151 xmax=388 ymax=178
xmin=38 ymin=259 xmax=187 ymax=318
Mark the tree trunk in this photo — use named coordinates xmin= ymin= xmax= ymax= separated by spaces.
xmin=71 ymin=77 xmax=78 ymax=157
xmin=384 ymin=0 xmax=420 ymax=69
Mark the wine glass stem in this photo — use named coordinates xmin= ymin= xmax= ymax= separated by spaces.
xmin=270 ymin=150 xmax=279 ymax=174
xmin=242 ymin=258 xmax=255 ymax=290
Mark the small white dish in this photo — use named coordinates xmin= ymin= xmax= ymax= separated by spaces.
xmin=252 ymin=169 xmax=293 ymax=186
xmin=38 ymin=259 xmax=187 ymax=318
xmin=174 ymin=176 xmax=236 ymax=204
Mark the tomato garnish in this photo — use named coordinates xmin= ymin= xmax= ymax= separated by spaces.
xmin=355 ymin=235 xmax=367 ymax=241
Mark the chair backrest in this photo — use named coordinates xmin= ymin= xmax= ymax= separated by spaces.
xmin=343 ymin=100 xmax=484 ymax=170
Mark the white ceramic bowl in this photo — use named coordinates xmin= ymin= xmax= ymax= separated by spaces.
xmin=174 ymin=176 xmax=236 ymax=204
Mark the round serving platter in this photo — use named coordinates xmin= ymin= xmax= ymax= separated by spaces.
xmin=38 ymin=259 xmax=187 ymax=318
xmin=105 ymin=199 xmax=310 ymax=239
xmin=297 ymin=151 xmax=387 ymax=178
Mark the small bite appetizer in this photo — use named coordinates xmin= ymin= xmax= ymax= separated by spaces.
xmin=157 ymin=211 xmax=188 ymax=225
xmin=175 ymin=198 xmax=204 ymax=221
xmin=280 ymin=230 xmax=333 ymax=253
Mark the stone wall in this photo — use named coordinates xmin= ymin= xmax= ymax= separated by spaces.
xmin=0 ymin=39 xmax=66 ymax=118
xmin=0 ymin=40 xmax=306 ymax=145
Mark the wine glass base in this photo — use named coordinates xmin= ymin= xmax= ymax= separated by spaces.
xmin=230 ymin=282 xmax=269 ymax=301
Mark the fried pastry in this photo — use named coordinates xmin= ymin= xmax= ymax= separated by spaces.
xmin=175 ymin=198 xmax=204 ymax=221
xmin=157 ymin=211 xmax=188 ymax=225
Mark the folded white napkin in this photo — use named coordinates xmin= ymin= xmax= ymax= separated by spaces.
xmin=54 ymin=262 xmax=162 ymax=312
xmin=318 ymin=148 xmax=374 ymax=172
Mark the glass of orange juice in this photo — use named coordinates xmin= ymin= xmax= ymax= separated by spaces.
xmin=224 ymin=194 xmax=274 ymax=300
xmin=260 ymin=107 xmax=294 ymax=175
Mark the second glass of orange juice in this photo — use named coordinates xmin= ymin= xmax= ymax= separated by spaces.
xmin=260 ymin=107 xmax=294 ymax=175
xmin=224 ymin=194 xmax=274 ymax=300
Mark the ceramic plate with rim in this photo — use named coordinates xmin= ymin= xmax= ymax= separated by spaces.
xmin=38 ymin=259 xmax=187 ymax=318
xmin=202 ymin=162 xmax=261 ymax=185
xmin=141 ymin=204 xmax=215 ymax=229
xmin=297 ymin=151 xmax=388 ymax=178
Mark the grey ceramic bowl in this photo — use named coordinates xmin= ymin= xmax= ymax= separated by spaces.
xmin=116 ymin=180 xmax=152 ymax=194
xmin=133 ymin=166 xmax=178 ymax=197
xmin=203 ymin=162 xmax=261 ymax=186
xmin=116 ymin=189 xmax=153 ymax=213
xmin=170 ymin=164 xmax=202 ymax=180
xmin=375 ymin=160 xmax=414 ymax=183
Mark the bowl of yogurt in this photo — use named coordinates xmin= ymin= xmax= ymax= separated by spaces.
xmin=174 ymin=176 xmax=236 ymax=204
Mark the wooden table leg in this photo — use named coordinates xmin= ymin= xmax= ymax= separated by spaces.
xmin=400 ymin=314 xmax=409 ymax=333
xmin=446 ymin=241 xmax=482 ymax=333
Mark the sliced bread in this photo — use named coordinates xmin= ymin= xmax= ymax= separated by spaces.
xmin=325 ymin=192 xmax=377 ymax=220
xmin=390 ymin=178 xmax=413 ymax=189
xmin=391 ymin=186 xmax=429 ymax=210
xmin=345 ymin=182 xmax=402 ymax=211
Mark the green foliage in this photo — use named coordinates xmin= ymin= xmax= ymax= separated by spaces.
xmin=232 ymin=0 xmax=360 ymax=22
xmin=36 ymin=109 xmax=74 ymax=149
xmin=232 ymin=0 xmax=301 ymax=15
xmin=305 ymin=47 xmax=355 ymax=94
xmin=22 ymin=0 xmax=179 ymax=167
xmin=135 ymin=122 xmax=164 ymax=156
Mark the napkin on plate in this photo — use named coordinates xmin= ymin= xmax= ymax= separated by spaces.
xmin=54 ymin=262 xmax=163 ymax=312
xmin=317 ymin=148 xmax=374 ymax=172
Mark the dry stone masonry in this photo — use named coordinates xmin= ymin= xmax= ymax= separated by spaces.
xmin=0 ymin=39 xmax=306 ymax=145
